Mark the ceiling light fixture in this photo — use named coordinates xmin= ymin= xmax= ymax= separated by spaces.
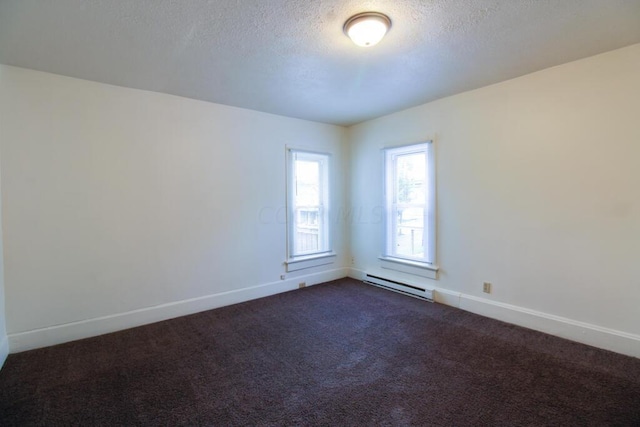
xmin=343 ymin=12 xmax=391 ymax=47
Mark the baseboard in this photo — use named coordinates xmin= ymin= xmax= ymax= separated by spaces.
xmin=0 ymin=335 xmax=8 ymax=369
xmin=8 ymin=267 xmax=349 ymax=353
xmin=455 ymin=294 xmax=640 ymax=359
xmin=433 ymin=288 xmax=461 ymax=307
xmin=9 ymin=268 xmax=639 ymax=359
xmin=350 ymin=267 xmax=639 ymax=358
xmin=347 ymin=267 xmax=364 ymax=280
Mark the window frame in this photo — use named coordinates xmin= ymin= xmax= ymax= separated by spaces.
xmin=382 ymin=141 xmax=437 ymax=273
xmin=285 ymin=148 xmax=334 ymax=270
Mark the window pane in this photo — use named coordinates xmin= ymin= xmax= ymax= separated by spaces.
xmin=295 ymin=160 xmax=319 ymax=206
xmin=396 ymin=152 xmax=425 ymax=204
xmin=384 ymin=142 xmax=434 ymax=264
xmin=288 ymin=150 xmax=330 ymax=258
xmin=295 ymin=207 xmax=320 ymax=253
xmin=294 ymin=159 xmax=320 ymax=254
xmin=395 ymin=207 xmax=425 ymax=258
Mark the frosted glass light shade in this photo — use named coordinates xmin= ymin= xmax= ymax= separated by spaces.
xmin=344 ymin=12 xmax=391 ymax=47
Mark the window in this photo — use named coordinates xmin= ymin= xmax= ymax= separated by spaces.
xmin=384 ymin=142 xmax=436 ymax=266
xmin=287 ymin=149 xmax=331 ymax=263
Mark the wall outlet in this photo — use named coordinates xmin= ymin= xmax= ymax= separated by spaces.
xmin=280 ymin=274 xmax=286 ymax=280
xmin=483 ymin=282 xmax=492 ymax=294
xmin=351 ymin=257 xmax=355 ymax=265
xmin=298 ymin=282 xmax=306 ymax=289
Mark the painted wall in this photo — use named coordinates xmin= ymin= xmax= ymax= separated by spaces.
xmin=1 ymin=44 xmax=639 ymax=356
xmin=0 ymin=65 xmax=348 ymax=348
xmin=349 ymin=44 xmax=640 ymax=340
xmin=0 ymin=161 xmax=7 ymax=367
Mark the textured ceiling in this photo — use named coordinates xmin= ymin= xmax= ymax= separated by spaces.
xmin=1 ymin=0 xmax=639 ymax=126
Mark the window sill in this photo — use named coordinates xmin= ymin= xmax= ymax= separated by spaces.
xmin=286 ymin=252 xmax=336 ymax=272
xmin=378 ymin=256 xmax=439 ymax=280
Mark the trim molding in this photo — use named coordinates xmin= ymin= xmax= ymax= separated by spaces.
xmin=455 ymin=294 xmax=640 ymax=359
xmin=432 ymin=288 xmax=461 ymax=307
xmin=379 ymin=257 xmax=438 ymax=280
xmin=347 ymin=267 xmax=364 ymax=281
xmin=0 ymin=335 xmax=8 ymax=369
xmin=8 ymin=268 xmax=639 ymax=359
xmin=350 ymin=267 xmax=639 ymax=358
xmin=8 ymin=268 xmax=349 ymax=353
xmin=286 ymin=252 xmax=337 ymax=272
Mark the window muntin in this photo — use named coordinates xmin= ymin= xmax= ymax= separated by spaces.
xmin=384 ymin=142 xmax=435 ymax=265
xmin=287 ymin=149 xmax=330 ymax=258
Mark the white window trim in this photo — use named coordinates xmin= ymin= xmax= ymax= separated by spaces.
xmin=286 ymin=252 xmax=337 ymax=272
xmin=382 ymin=141 xmax=437 ymax=277
xmin=285 ymin=147 xmax=334 ymax=271
xmin=378 ymin=256 xmax=439 ymax=280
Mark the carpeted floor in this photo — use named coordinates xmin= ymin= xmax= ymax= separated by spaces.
xmin=1 ymin=278 xmax=639 ymax=426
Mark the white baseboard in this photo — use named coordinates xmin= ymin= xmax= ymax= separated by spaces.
xmin=0 ymin=335 xmax=8 ymax=369
xmin=347 ymin=267 xmax=364 ymax=280
xmin=350 ymin=267 xmax=639 ymax=358
xmin=9 ymin=268 xmax=640 ymax=359
xmin=456 ymin=294 xmax=640 ymax=359
xmin=433 ymin=288 xmax=461 ymax=307
xmin=8 ymin=267 xmax=349 ymax=353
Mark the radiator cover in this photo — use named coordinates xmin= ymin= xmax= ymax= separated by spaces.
xmin=364 ymin=273 xmax=434 ymax=302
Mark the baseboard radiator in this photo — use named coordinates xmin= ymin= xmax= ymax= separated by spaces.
xmin=364 ymin=273 xmax=434 ymax=302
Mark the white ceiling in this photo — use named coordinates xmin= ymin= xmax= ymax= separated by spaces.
xmin=1 ymin=0 xmax=639 ymax=126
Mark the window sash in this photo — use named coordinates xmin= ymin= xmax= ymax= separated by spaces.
xmin=287 ymin=149 xmax=331 ymax=259
xmin=384 ymin=142 xmax=435 ymax=265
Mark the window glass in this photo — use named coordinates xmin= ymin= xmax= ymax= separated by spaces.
xmin=288 ymin=150 xmax=330 ymax=258
xmin=384 ymin=142 xmax=435 ymax=264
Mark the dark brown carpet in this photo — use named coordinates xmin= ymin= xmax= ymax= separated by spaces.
xmin=1 ymin=278 xmax=639 ymax=426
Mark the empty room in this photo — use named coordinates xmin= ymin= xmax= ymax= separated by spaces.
xmin=1 ymin=0 xmax=639 ymax=425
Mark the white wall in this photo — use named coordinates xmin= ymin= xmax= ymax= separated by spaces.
xmin=0 ymin=160 xmax=7 ymax=367
xmin=1 ymin=44 xmax=639 ymax=357
xmin=0 ymin=65 xmax=348 ymax=350
xmin=348 ymin=44 xmax=640 ymax=355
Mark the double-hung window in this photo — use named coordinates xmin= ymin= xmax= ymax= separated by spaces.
xmin=383 ymin=142 xmax=436 ymax=268
xmin=286 ymin=149 xmax=333 ymax=270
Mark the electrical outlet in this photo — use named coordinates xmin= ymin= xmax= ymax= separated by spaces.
xmin=351 ymin=257 xmax=355 ymax=265
xmin=298 ymin=282 xmax=306 ymax=289
xmin=483 ymin=282 xmax=492 ymax=294
xmin=280 ymin=274 xmax=286 ymax=280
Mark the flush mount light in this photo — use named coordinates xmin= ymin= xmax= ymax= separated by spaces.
xmin=343 ymin=12 xmax=391 ymax=47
